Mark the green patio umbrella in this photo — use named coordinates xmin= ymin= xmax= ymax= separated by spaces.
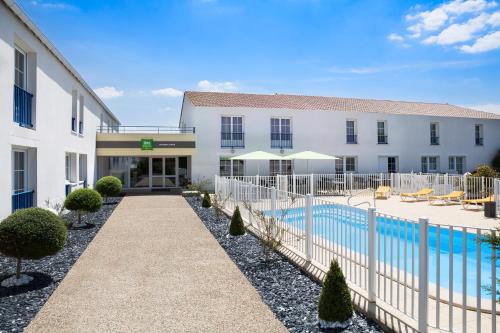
xmin=285 ymin=150 xmax=339 ymax=173
xmin=230 ymin=151 xmax=288 ymax=175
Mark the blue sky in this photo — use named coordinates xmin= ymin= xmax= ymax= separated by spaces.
xmin=18 ymin=0 xmax=500 ymax=125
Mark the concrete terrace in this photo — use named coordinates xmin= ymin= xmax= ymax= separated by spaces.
xmin=26 ymin=196 xmax=286 ymax=333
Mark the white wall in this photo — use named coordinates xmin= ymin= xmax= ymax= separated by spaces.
xmin=0 ymin=3 xmax=117 ymax=219
xmin=180 ymin=99 xmax=500 ymax=183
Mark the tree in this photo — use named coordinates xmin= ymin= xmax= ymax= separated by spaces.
xmin=95 ymin=176 xmax=122 ymax=203
xmin=229 ymin=206 xmax=245 ymax=236
xmin=318 ymin=260 xmax=353 ymax=329
xmin=0 ymin=208 xmax=67 ymax=282
xmin=492 ymin=150 xmax=500 ymax=173
xmin=64 ymin=188 xmax=102 ymax=227
xmin=471 ymin=164 xmax=499 ymax=178
xmin=202 ymin=191 xmax=212 ymax=208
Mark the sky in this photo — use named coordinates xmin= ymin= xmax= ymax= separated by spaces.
xmin=17 ymin=0 xmax=500 ymax=126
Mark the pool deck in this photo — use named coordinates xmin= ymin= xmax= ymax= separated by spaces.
xmin=26 ymin=196 xmax=286 ymax=333
xmin=321 ymin=195 xmax=499 ymax=230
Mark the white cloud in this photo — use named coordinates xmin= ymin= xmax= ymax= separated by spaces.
xmin=388 ymin=33 xmax=405 ymax=42
xmin=151 ymin=87 xmax=183 ymax=97
xmin=460 ymin=30 xmax=500 ymax=52
xmin=423 ymin=13 xmax=490 ymax=45
xmin=397 ymin=0 xmax=500 ymax=53
xmin=30 ymin=0 xmax=78 ymax=10
xmin=329 ymin=66 xmax=382 ymax=74
xmin=197 ymin=80 xmax=238 ymax=92
xmin=94 ymin=86 xmax=124 ymax=99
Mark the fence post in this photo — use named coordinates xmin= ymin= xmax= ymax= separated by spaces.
xmin=418 ymin=217 xmax=429 ymax=333
xmin=305 ymin=194 xmax=313 ymax=261
xmin=350 ymin=173 xmax=354 ymax=194
xmin=367 ymin=207 xmax=377 ymax=317
xmin=310 ymin=174 xmax=314 ymax=195
xmin=463 ymin=174 xmax=468 ymax=199
xmin=292 ymin=173 xmax=297 ymax=194
xmin=214 ymin=175 xmax=218 ymax=194
xmin=271 ymin=186 xmax=276 ymax=221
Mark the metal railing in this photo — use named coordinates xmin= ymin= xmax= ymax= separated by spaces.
xmin=215 ymin=175 xmax=499 ymax=333
xmin=271 ymin=133 xmax=293 ymax=149
xmin=97 ymin=126 xmax=196 ymax=134
xmin=431 ymin=136 xmax=440 ymax=145
xmin=221 ymin=132 xmax=245 ymax=148
xmin=378 ymin=135 xmax=388 ymax=144
xmin=476 ymin=137 xmax=484 ymax=146
xmin=13 ymin=85 xmax=33 ymax=128
xmin=12 ymin=189 xmax=34 ymax=212
xmin=346 ymin=134 xmax=358 ymax=144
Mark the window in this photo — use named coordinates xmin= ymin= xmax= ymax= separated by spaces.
xmin=79 ymin=95 xmax=84 ymax=135
xmin=346 ymin=120 xmax=357 ymax=144
xmin=65 ymin=153 xmax=77 ymax=182
xmin=377 ymin=121 xmax=388 ymax=144
xmin=71 ymin=90 xmax=78 ymax=132
xmin=345 ymin=157 xmax=357 ymax=172
xmin=12 ymin=150 xmax=27 ymax=193
xmin=220 ymin=159 xmax=232 ymax=176
xmin=421 ymin=156 xmax=439 ymax=173
xmin=79 ymin=154 xmax=87 ymax=181
xmin=270 ymin=118 xmax=292 ymax=148
xmin=269 ymin=160 xmax=292 ymax=176
xmin=475 ymin=124 xmax=483 ymax=146
xmin=14 ymin=47 xmax=26 ymax=88
xmin=221 ymin=116 xmax=244 ymax=148
xmin=449 ymin=156 xmax=466 ymax=174
xmin=335 ymin=157 xmax=344 ymax=174
xmin=232 ymin=160 xmax=244 ymax=177
xmin=430 ymin=122 xmax=439 ymax=145
xmin=388 ymin=157 xmax=398 ymax=173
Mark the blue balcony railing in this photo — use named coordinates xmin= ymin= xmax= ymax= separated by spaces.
xmin=71 ymin=117 xmax=77 ymax=132
xmin=346 ymin=134 xmax=358 ymax=144
xmin=431 ymin=136 xmax=440 ymax=145
xmin=14 ymin=85 xmax=33 ymax=128
xmin=12 ymin=190 xmax=34 ymax=212
xmin=221 ymin=132 xmax=245 ymax=148
xmin=377 ymin=135 xmax=388 ymax=144
xmin=271 ymin=133 xmax=293 ymax=149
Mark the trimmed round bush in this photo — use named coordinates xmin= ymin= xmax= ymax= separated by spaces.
xmin=64 ymin=188 xmax=102 ymax=226
xmin=95 ymin=176 xmax=122 ymax=200
xmin=0 ymin=208 xmax=67 ymax=279
xmin=202 ymin=191 xmax=212 ymax=208
xmin=318 ymin=260 xmax=353 ymax=328
xmin=229 ymin=206 xmax=245 ymax=236
xmin=471 ymin=164 xmax=499 ymax=178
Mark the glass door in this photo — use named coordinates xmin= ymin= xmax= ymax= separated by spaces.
xmin=164 ymin=158 xmax=177 ymax=187
xmin=151 ymin=158 xmax=164 ymax=187
xmin=130 ymin=157 xmax=149 ymax=188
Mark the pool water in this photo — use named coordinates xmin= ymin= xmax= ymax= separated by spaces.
xmin=272 ymin=204 xmax=498 ymax=299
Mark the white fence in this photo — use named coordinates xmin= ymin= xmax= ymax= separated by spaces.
xmin=229 ymin=173 xmax=500 ymax=214
xmin=215 ymin=175 xmax=499 ymax=333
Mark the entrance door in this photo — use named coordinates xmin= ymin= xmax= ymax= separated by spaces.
xmin=130 ymin=157 xmax=149 ymax=188
xmin=151 ymin=157 xmax=164 ymax=187
xmin=387 ymin=157 xmax=397 ymax=173
xmin=164 ymin=158 xmax=177 ymax=187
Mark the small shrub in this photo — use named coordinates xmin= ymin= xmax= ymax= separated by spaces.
xmin=229 ymin=206 xmax=245 ymax=236
xmin=64 ymin=188 xmax=102 ymax=226
xmin=471 ymin=164 xmax=499 ymax=178
xmin=95 ymin=176 xmax=122 ymax=202
xmin=0 ymin=208 xmax=67 ymax=279
xmin=202 ymin=191 xmax=212 ymax=208
xmin=318 ymin=260 xmax=353 ymax=328
xmin=492 ymin=150 xmax=500 ymax=173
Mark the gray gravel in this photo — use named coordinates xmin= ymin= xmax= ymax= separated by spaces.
xmin=186 ymin=197 xmax=385 ymax=333
xmin=0 ymin=198 xmax=121 ymax=333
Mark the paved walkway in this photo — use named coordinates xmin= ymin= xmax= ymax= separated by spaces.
xmin=26 ymin=196 xmax=286 ymax=333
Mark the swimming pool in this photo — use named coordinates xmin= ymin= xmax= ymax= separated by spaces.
xmin=271 ymin=204 xmax=498 ymax=299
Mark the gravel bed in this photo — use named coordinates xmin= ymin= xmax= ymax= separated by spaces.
xmin=186 ymin=197 xmax=384 ymax=333
xmin=0 ymin=198 xmax=121 ymax=333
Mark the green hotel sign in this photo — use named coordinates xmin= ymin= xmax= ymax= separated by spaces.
xmin=140 ymin=139 xmax=154 ymax=150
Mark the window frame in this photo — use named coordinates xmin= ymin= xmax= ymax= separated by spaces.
xmin=475 ymin=124 xmax=484 ymax=146
xmin=430 ymin=122 xmax=440 ymax=145
xmin=421 ymin=156 xmax=439 ymax=173
xmin=346 ymin=119 xmax=357 ymax=144
xmin=377 ymin=120 xmax=388 ymax=144
xmin=219 ymin=158 xmax=232 ymax=177
xmin=12 ymin=149 xmax=28 ymax=194
xmin=14 ymin=46 xmax=27 ymax=89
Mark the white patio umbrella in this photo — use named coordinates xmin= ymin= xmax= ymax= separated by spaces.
xmin=230 ymin=150 xmax=288 ymax=175
xmin=285 ymin=150 xmax=339 ymax=173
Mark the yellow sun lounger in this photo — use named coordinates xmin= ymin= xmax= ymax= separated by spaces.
xmin=461 ymin=195 xmax=495 ymax=210
xmin=400 ymin=188 xmax=433 ymax=201
xmin=375 ymin=186 xmax=391 ymax=199
xmin=428 ymin=191 xmax=464 ymax=205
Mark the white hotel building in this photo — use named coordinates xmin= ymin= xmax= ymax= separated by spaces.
xmin=0 ymin=0 xmax=119 ymax=219
xmin=1 ymin=0 xmax=500 ymax=219
xmin=179 ymin=91 xmax=500 ymax=182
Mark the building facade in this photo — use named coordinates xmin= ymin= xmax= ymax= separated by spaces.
xmin=179 ymin=91 xmax=500 ymax=183
xmin=0 ymin=0 xmax=119 ymax=219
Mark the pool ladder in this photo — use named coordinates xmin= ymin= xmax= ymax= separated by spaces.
xmin=347 ymin=188 xmax=376 ymax=209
